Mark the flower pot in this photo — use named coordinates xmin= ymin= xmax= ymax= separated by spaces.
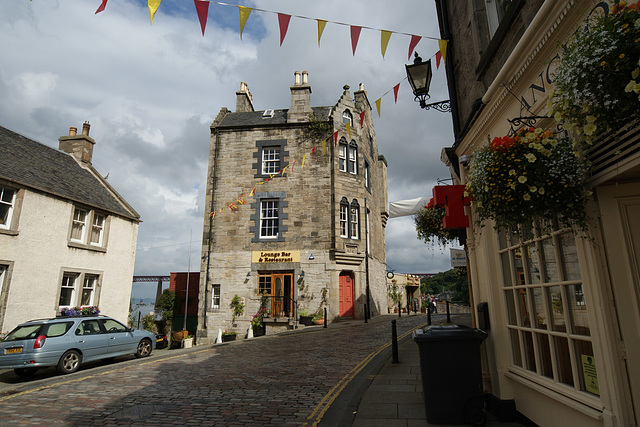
xmin=300 ymin=316 xmax=314 ymax=326
xmin=252 ymin=325 xmax=266 ymax=337
xmin=315 ymin=319 xmax=325 ymax=325
xmin=182 ymin=338 xmax=193 ymax=349
xmin=221 ymin=334 xmax=236 ymax=342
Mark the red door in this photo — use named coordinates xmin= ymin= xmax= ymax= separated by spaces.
xmin=339 ymin=272 xmax=354 ymax=317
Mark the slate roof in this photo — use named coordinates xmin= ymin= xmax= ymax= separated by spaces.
xmin=216 ymin=106 xmax=332 ymax=128
xmin=0 ymin=125 xmax=139 ymax=221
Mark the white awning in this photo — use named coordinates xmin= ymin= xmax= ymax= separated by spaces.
xmin=388 ymin=196 xmax=428 ymax=218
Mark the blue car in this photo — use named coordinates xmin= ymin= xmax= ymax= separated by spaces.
xmin=0 ymin=315 xmax=155 ymax=377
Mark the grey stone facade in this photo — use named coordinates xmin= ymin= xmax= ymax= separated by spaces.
xmin=197 ymin=73 xmax=388 ymax=343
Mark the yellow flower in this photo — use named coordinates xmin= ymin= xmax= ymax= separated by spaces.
xmin=538 ymin=187 xmax=545 ymax=195
xmin=530 ymin=186 xmax=537 ymax=193
xmin=518 ymin=176 xmax=527 ymax=184
xmin=633 ymin=68 xmax=640 ymax=79
xmin=525 ymin=153 xmax=537 ymax=163
xmin=523 ymin=194 xmax=531 ymax=201
xmin=509 ymin=169 xmax=516 ymax=176
xmin=584 ymin=123 xmax=597 ymax=136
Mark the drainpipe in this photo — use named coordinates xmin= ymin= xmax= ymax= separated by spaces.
xmin=365 ymin=198 xmax=371 ymax=320
xmin=203 ymin=128 xmax=221 ymax=330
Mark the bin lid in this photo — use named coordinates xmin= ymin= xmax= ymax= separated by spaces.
xmin=413 ymin=325 xmax=487 ymax=342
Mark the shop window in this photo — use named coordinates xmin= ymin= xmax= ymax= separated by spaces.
xmin=499 ymin=226 xmax=599 ymax=397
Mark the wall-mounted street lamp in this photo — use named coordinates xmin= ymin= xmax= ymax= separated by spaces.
xmin=406 ymin=52 xmax=451 ymax=113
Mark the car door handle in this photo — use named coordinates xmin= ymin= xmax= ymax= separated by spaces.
xmin=78 ymin=340 xmax=85 ymax=343
xmin=110 ymin=337 xmax=116 ymax=340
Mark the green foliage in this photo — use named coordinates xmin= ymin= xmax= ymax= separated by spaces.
xmin=388 ymin=282 xmax=402 ymax=307
xmin=141 ymin=313 xmax=157 ymax=333
xmin=421 ymin=268 xmax=470 ymax=305
xmin=230 ymin=294 xmax=244 ymax=324
xmin=307 ymin=115 xmax=332 ymax=141
xmin=414 ymin=204 xmax=460 ymax=245
xmin=550 ymin=1 xmax=640 ymax=148
xmin=156 ymin=289 xmax=176 ymax=323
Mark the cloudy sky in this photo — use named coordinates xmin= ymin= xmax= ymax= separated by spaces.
xmin=1 ymin=0 xmax=461 ymax=299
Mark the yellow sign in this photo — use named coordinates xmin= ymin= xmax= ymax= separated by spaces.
xmin=581 ymin=354 xmax=600 ymax=396
xmin=252 ymin=250 xmax=300 ymax=263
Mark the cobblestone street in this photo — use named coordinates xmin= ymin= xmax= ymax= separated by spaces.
xmin=0 ymin=314 xmax=436 ymax=426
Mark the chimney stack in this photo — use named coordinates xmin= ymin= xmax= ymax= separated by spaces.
xmin=287 ymin=70 xmax=313 ymax=123
xmin=235 ymin=81 xmax=254 ymax=113
xmin=59 ymin=121 xmax=96 ymax=164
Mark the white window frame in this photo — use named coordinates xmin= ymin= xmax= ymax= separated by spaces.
xmin=364 ymin=160 xmax=370 ymax=190
xmin=348 ymin=142 xmax=358 ymax=175
xmin=90 ymin=213 xmax=105 ymax=246
xmin=340 ymin=202 xmax=348 ymax=237
xmin=71 ymin=208 xmax=88 ymax=243
xmin=342 ymin=110 xmax=353 ymax=125
xmin=58 ymin=271 xmax=101 ymax=309
xmin=350 ymin=203 xmax=359 ymax=239
xmin=338 ymin=141 xmax=347 ymax=172
xmin=260 ymin=199 xmax=279 ymax=239
xmin=0 ymin=187 xmax=16 ymax=230
xmin=261 ymin=146 xmax=280 ymax=175
xmin=70 ymin=207 xmax=108 ymax=248
xmin=211 ymin=284 xmax=221 ymax=309
xmin=485 ymin=0 xmax=510 ymax=37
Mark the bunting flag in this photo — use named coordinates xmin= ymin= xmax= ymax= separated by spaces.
xmin=95 ymin=0 xmax=108 ymax=14
xmin=393 ymin=83 xmax=400 ymax=103
xmin=302 ymin=154 xmax=306 ymax=168
xmin=380 ymin=30 xmax=391 ymax=59
xmin=334 ymin=131 xmax=338 ymax=147
xmin=350 ymin=25 xmax=362 ymax=56
xmin=148 ymin=0 xmax=161 ymax=25
xmin=238 ymin=6 xmax=252 ymax=39
xmin=435 ymin=50 xmax=442 ymax=69
xmin=346 ymin=121 xmax=351 ymax=139
xmin=278 ymin=13 xmax=291 ymax=46
xmin=408 ymin=34 xmax=422 ymax=60
xmin=438 ymin=39 xmax=448 ymax=65
xmin=317 ymin=19 xmax=327 ymax=46
xmin=375 ymin=98 xmax=381 ymax=117
xmin=194 ymin=0 xmax=209 ymax=36
xmin=249 ymin=187 xmax=256 ymax=196
xmin=312 ymin=146 xmax=317 ymax=156
xmin=360 ymin=111 xmax=365 ymax=128
xmin=322 ymin=139 xmax=326 ymax=154
xmin=291 ymin=159 xmax=297 ymax=172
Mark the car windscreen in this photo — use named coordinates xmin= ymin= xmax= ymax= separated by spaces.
xmin=44 ymin=322 xmax=73 ymax=337
xmin=3 ymin=324 xmax=43 ymax=341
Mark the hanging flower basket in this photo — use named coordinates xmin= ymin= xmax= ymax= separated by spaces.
xmin=414 ymin=199 xmax=460 ymax=245
xmin=549 ymin=1 xmax=640 ymax=150
xmin=466 ymin=127 xmax=590 ymax=232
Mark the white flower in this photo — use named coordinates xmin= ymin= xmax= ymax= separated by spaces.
xmin=584 ymin=123 xmax=597 ymax=136
xmin=530 ymin=186 xmax=538 ymax=193
xmin=525 ymin=153 xmax=537 ymax=163
xmin=509 ymin=169 xmax=516 ymax=176
xmin=523 ymin=194 xmax=531 ymax=201
xmin=518 ymin=176 xmax=528 ymax=184
xmin=538 ymin=187 xmax=545 ymax=195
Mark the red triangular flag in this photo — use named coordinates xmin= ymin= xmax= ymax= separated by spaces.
xmin=312 ymin=147 xmax=317 ymax=156
xmin=95 ymin=0 xmax=108 ymax=14
xmin=350 ymin=26 xmax=362 ymax=56
xmin=393 ymin=83 xmax=400 ymax=104
xmin=334 ymin=131 xmax=339 ymax=147
xmin=436 ymin=51 xmax=442 ymax=69
xmin=194 ymin=0 xmax=209 ymax=37
xmin=278 ymin=13 xmax=291 ymax=46
xmin=360 ymin=111 xmax=365 ymax=128
xmin=408 ymin=35 xmax=421 ymax=60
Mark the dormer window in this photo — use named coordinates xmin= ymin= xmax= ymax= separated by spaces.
xmin=263 ymin=109 xmax=275 ymax=118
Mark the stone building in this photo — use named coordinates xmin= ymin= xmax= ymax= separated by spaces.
xmin=196 ymin=72 xmax=388 ymax=343
xmin=434 ymin=1 xmax=640 ymax=425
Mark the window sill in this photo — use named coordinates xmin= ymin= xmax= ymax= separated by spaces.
xmin=504 ymin=368 xmax=603 ymax=420
xmin=68 ymin=241 xmax=107 ymax=253
xmin=0 ymin=228 xmax=18 ymax=236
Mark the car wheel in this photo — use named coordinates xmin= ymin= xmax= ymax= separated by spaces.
xmin=57 ymin=350 xmax=82 ymax=374
xmin=13 ymin=368 xmax=39 ymax=377
xmin=135 ymin=339 xmax=152 ymax=358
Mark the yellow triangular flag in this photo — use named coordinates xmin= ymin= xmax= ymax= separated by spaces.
xmin=148 ymin=0 xmax=161 ymax=25
xmin=375 ymin=98 xmax=381 ymax=117
xmin=322 ymin=138 xmax=326 ymax=155
xmin=302 ymin=154 xmax=306 ymax=168
xmin=239 ymin=6 xmax=252 ymax=40
xmin=438 ymin=39 xmax=448 ymax=65
xmin=380 ymin=30 xmax=392 ymax=58
xmin=317 ymin=19 xmax=327 ymax=46
xmin=346 ymin=121 xmax=351 ymax=139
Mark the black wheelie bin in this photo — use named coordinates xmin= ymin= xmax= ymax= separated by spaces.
xmin=413 ymin=325 xmax=488 ymax=425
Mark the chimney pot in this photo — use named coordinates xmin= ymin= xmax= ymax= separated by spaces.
xmin=294 ymin=71 xmax=301 ymax=86
xmin=359 ymin=83 xmax=365 ymax=91
xmin=82 ymin=121 xmax=90 ymax=136
xmin=69 ymin=127 xmax=77 ymax=136
xmin=302 ymin=71 xmax=309 ymax=85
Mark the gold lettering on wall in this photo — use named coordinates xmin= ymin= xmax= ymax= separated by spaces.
xmin=251 ymin=250 xmax=300 ymax=263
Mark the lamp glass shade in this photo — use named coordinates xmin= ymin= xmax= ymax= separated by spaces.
xmin=406 ymin=58 xmax=432 ymax=98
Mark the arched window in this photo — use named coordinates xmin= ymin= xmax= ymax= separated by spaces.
xmin=338 ymin=137 xmax=348 ymax=172
xmin=339 ymin=197 xmax=349 ymax=237
xmin=350 ymin=199 xmax=360 ymax=239
xmin=342 ymin=110 xmax=353 ymax=125
xmin=348 ymin=141 xmax=358 ymax=174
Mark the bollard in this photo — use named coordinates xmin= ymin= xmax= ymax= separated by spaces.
xmin=137 ymin=311 xmax=141 ymax=330
xmin=364 ymin=304 xmax=368 ymax=323
xmin=446 ymin=301 xmax=451 ymax=323
xmin=398 ymin=304 xmax=402 ymax=318
xmin=427 ymin=304 xmax=432 ymax=326
xmin=391 ymin=320 xmax=399 ymax=363
xmin=324 ymin=307 xmax=327 ymax=328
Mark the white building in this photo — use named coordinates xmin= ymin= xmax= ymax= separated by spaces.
xmin=0 ymin=123 xmax=140 ymax=330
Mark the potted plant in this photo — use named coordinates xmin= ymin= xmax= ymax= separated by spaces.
xmin=251 ymin=307 xmax=268 ymax=337
xmin=60 ymin=306 xmax=100 ymax=316
xmin=229 ymin=294 xmax=244 ymax=326
xmin=549 ymin=1 xmax=640 ymax=150
xmin=182 ymin=334 xmax=194 ymax=348
xmin=221 ymin=331 xmax=237 ymax=342
xmin=388 ymin=281 xmax=401 ymax=313
xmin=299 ymin=309 xmax=314 ymax=326
xmin=466 ymin=127 xmax=590 ymax=233
xmin=312 ymin=310 xmax=324 ymax=325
